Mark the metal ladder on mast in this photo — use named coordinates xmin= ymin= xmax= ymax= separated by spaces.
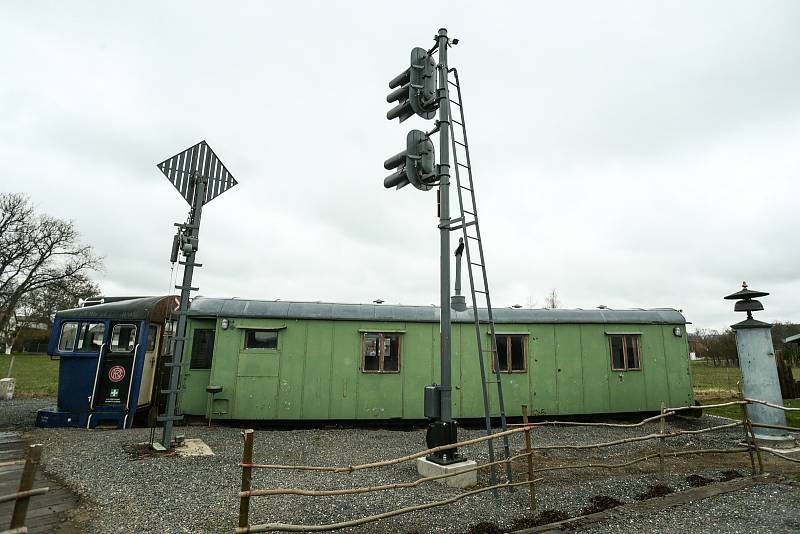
xmin=445 ymin=67 xmax=513 ymax=488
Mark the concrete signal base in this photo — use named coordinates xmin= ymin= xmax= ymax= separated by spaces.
xmin=416 ymin=457 xmax=478 ymax=488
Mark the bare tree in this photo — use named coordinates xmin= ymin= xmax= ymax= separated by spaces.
xmin=23 ymin=276 xmax=100 ymax=330
xmin=543 ymin=289 xmax=561 ymax=309
xmin=0 ymin=193 xmax=102 ymax=340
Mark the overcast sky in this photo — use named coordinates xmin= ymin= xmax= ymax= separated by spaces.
xmin=2 ymin=1 xmax=798 ymax=332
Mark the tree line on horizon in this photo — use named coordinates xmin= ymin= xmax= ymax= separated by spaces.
xmin=691 ymin=323 xmax=800 ymax=368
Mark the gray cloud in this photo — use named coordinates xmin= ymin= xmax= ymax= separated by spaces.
xmin=1 ymin=1 xmax=798 ymax=331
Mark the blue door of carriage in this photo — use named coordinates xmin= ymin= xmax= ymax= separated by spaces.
xmin=89 ymin=321 xmax=140 ymax=427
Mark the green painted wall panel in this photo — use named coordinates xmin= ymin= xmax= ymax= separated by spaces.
xmin=236 ymin=376 xmax=278 ymax=419
xmin=210 ymin=319 xmax=244 ymax=419
xmin=456 ymin=324 xmax=486 ymax=419
xmin=403 ymin=322 xmax=436 ymax=419
xmin=579 ymin=325 xmax=611 ymax=414
xmin=555 ymin=325 xmax=584 ymax=414
xmin=300 ymin=321 xmax=334 ymax=419
xmin=237 ymin=354 xmax=279 ymax=377
xmin=328 ymin=322 xmax=358 ymax=419
xmin=275 ymin=319 xmax=306 ymax=419
xmin=180 ymin=319 xmax=216 ymax=416
xmin=529 ymin=326 xmax=558 ymax=416
xmin=450 ymin=325 xmax=463 ymax=418
xmin=643 ymin=325 xmax=670 ymax=409
xmin=664 ymin=329 xmax=694 ymax=407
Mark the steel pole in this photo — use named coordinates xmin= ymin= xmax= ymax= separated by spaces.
xmin=161 ymin=172 xmax=206 ymax=448
xmin=437 ymin=28 xmax=452 ymax=423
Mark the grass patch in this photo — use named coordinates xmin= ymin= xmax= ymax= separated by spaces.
xmin=701 ymin=398 xmax=800 ymax=427
xmin=691 ymin=361 xmax=800 ymax=400
xmin=0 ymin=353 xmax=59 ymax=397
xmin=690 ymin=361 xmax=742 ymax=397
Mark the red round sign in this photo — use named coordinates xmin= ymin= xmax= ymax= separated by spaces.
xmin=108 ymin=365 xmax=126 ymax=383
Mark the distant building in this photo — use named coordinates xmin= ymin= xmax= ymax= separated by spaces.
xmin=687 ymin=334 xmax=706 ymax=361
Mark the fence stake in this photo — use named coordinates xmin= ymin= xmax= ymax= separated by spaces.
xmin=521 ymin=405 xmax=536 ymax=514
xmin=742 ymin=407 xmax=763 ymax=474
xmin=737 ymin=384 xmax=763 ymax=475
xmin=239 ymin=429 xmax=255 ymax=530
xmin=658 ymin=401 xmax=666 ymax=479
xmin=738 ymin=399 xmax=757 ymax=475
xmin=10 ymin=443 xmax=42 ymax=529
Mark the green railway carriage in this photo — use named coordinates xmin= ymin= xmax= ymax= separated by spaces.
xmin=178 ymin=297 xmax=694 ymax=421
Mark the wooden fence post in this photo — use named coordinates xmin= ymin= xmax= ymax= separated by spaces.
xmin=741 ymin=403 xmax=763 ymax=474
xmin=738 ymin=400 xmax=757 ymax=475
xmin=737 ymin=384 xmax=763 ymax=475
xmin=521 ymin=405 xmax=536 ymax=514
xmin=658 ymin=401 xmax=666 ymax=479
xmin=10 ymin=443 xmax=42 ymax=529
xmin=239 ymin=429 xmax=255 ymax=531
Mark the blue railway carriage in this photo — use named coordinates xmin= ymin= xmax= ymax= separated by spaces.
xmin=36 ymin=296 xmax=176 ymax=429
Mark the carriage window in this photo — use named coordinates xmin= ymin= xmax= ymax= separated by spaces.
xmin=244 ymin=330 xmax=278 ymax=350
xmin=110 ymin=324 xmax=137 ymax=352
xmin=75 ymin=323 xmax=105 ymax=352
xmin=58 ymin=322 xmax=79 ymax=352
xmin=161 ymin=320 xmax=175 ymax=356
xmin=492 ymin=334 xmax=527 ymax=373
xmin=361 ymin=333 xmax=401 ymax=373
xmin=190 ymin=329 xmax=216 ymax=369
xmin=609 ymin=334 xmax=641 ymax=371
xmin=146 ymin=324 xmax=158 ymax=352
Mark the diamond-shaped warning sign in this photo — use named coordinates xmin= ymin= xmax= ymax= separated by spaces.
xmin=157 ymin=140 xmax=237 ymax=205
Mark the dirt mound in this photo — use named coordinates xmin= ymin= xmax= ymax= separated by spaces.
xmin=637 ymin=483 xmax=673 ymax=500
xmin=686 ymin=474 xmax=713 ymax=487
xmin=581 ymin=495 xmax=624 ymax=515
xmin=719 ymin=470 xmax=743 ymax=481
xmin=124 ymin=442 xmax=177 ymax=460
xmin=509 ymin=510 xmax=570 ymax=530
xmin=465 ymin=522 xmax=503 ymax=534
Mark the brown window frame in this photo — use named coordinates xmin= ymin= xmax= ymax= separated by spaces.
xmin=190 ymin=328 xmax=216 ymax=370
xmin=491 ymin=334 xmax=528 ymax=373
xmin=361 ymin=332 xmax=402 ymax=374
xmin=243 ymin=329 xmax=279 ymax=350
xmin=608 ymin=334 xmax=642 ymax=371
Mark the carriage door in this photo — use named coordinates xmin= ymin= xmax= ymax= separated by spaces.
xmin=93 ymin=322 xmax=138 ymax=409
xmin=137 ymin=324 xmax=160 ymax=407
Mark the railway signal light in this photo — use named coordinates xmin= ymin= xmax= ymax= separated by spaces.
xmin=386 ymin=47 xmax=438 ymax=123
xmin=384 ymin=130 xmax=436 ymax=191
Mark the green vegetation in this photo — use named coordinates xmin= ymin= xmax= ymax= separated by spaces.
xmin=0 ymin=353 xmax=59 ymax=397
xmin=691 ymin=360 xmax=800 ymax=398
xmin=691 ymin=360 xmax=800 ymax=426
xmin=701 ymin=398 xmax=800 ymax=427
xmin=690 ymin=361 xmax=743 ymax=398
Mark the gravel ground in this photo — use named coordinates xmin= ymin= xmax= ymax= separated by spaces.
xmin=0 ymin=396 xmax=55 ymax=428
xmin=13 ymin=411 xmax=798 ymax=534
xmin=582 ymin=481 xmax=800 ymax=534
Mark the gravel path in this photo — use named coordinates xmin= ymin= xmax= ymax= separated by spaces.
xmin=20 ymin=414 xmax=800 ymax=534
xmin=581 ymin=481 xmax=800 ymax=534
xmin=0 ymin=396 xmax=54 ymax=428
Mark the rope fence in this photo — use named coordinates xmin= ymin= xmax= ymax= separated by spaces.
xmin=235 ymin=397 xmax=800 ymax=533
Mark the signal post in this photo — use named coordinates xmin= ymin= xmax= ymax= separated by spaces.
xmin=383 ymin=28 xmax=470 ymax=474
